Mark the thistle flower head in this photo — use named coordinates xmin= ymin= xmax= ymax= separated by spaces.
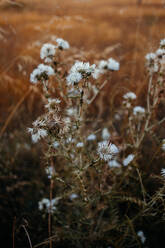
xmin=123 ymin=92 xmax=137 ymax=100
xmin=87 ymin=133 xmax=96 ymax=141
xmin=107 ymin=58 xmax=120 ymax=71
xmin=98 ymin=60 xmax=108 ymax=70
xmin=69 ymin=193 xmax=78 ymax=200
xmin=162 ymin=139 xmax=165 ymax=151
xmin=70 ymin=61 xmax=96 ymax=77
xmin=123 ymin=154 xmax=135 ymax=166
xmin=40 ymin=43 xmax=56 ymax=63
xmin=76 ymin=142 xmax=84 ymax=148
xmin=156 ymin=48 xmax=165 ymax=58
xmin=38 ymin=198 xmax=58 ymax=213
xmin=28 ymin=127 xmax=47 ymax=143
xmin=145 ymin=53 xmax=158 ymax=73
xmin=66 ymin=72 xmax=82 ymax=85
xmin=30 ymin=64 xmax=54 ymax=83
xmin=56 ymin=38 xmax=70 ymax=50
xmin=45 ymin=166 xmax=55 ymax=179
xmin=108 ymin=160 xmax=121 ymax=168
xmin=137 ymin=231 xmax=146 ymax=244
xmin=145 ymin=53 xmax=156 ymax=61
xmin=160 ymin=38 xmax=165 ymax=48
xmin=133 ymin=106 xmax=145 ymax=116
xmin=45 ymin=98 xmax=61 ymax=112
xmin=97 ymin=140 xmax=119 ymax=161
xmin=102 ymin=128 xmax=111 ymax=140
xmin=161 ymin=168 xmax=165 ymax=177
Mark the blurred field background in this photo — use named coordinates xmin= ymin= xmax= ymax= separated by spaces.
xmin=1 ymin=0 xmax=165 ymax=247
xmin=1 ymin=0 xmax=165 ymax=128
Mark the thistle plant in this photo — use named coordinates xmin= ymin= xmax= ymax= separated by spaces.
xmin=27 ymin=38 xmax=165 ymax=248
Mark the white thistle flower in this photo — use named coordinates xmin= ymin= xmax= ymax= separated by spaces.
xmin=92 ymin=68 xmax=101 ymax=79
xmin=123 ymin=154 xmax=135 ymax=166
xmin=145 ymin=53 xmax=159 ymax=73
xmin=69 ymin=193 xmax=78 ymax=200
xmin=133 ymin=106 xmax=145 ymax=116
xmin=98 ymin=60 xmax=108 ymax=71
xmin=28 ymin=128 xmax=47 ymax=143
xmin=123 ymin=92 xmax=137 ymax=100
xmin=137 ymin=231 xmax=146 ymax=244
xmin=38 ymin=198 xmax=58 ymax=213
xmin=30 ymin=68 xmax=40 ymax=84
xmin=40 ymin=43 xmax=56 ymax=63
xmin=37 ymin=64 xmax=54 ymax=75
xmin=107 ymin=58 xmax=120 ymax=71
xmin=108 ymin=160 xmax=121 ymax=168
xmin=145 ymin=53 xmax=156 ymax=61
xmin=30 ymin=64 xmax=54 ymax=83
xmin=33 ymin=119 xmax=46 ymax=127
xmin=162 ymin=139 xmax=165 ymax=151
xmin=66 ymin=136 xmax=75 ymax=144
xmin=56 ymin=38 xmax=70 ymax=50
xmin=76 ymin=142 xmax=84 ymax=148
xmin=160 ymin=39 xmax=165 ymax=48
xmin=102 ymin=128 xmax=111 ymax=140
xmin=66 ymin=72 xmax=82 ymax=85
xmin=97 ymin=141 xmax=119 ymax=161
xmin=87 ymin=133 xmax=96 ymax=141
xmin=161 ymin=168 xmax=165 ymax=177
xmin=53 ymin=141 xmax=59 ymax=148
xmin=156 ymin=48 xmax=165 ymax=57
xmin=45 ymin=166 xmax=55 ymax=179
xmin=66 ymin=108 xmax=77 ymax=117
xmin=45 ymin=98 xmax=61 ymax=111
xmin=70 ymin=61 xmax=96 ymax=76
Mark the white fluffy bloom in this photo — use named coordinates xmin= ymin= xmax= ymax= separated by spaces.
xmin=37 ymin=64 xmax=54 ymax=75
xmin=53 ymin=141 xmax=59 ymax=148
xmin=87 ymin=133 xmax=96 ymax=141
xmin=40 ymin=43 xmax=56 ymax=63
xmin=30 ymin=68 xmax=40 ymax=84
xmin=161 ymin=168 xmax=165 ymax=177
xmin=69 ymin=193 xmax=78 ymax=200
xmin=108 ymin=160 xmax=121 ymax=168
xmin=145 ymin=53 xmax=156 ymax=61
xmin=66 ymin=72 xmax=82 ymax=85
xmin=133 ymin=106 xmax=145 ymax=116
xmin=145 ymin=53 xmax=159 ymax=73
xmin=98 ymin=60 xmax=108 ymax=70
xmin=30 ymin=64 xmax=54 ymax=83
xmin=123 ymin=154 xmax=135 ymax=166
xmin=45 ymin=166 xmax=55 ymax=179
xmin=76 ymin=142 xmax=84 ymax=148
xmin=160 ymin=39 xmax=165 ymax=48
xmin=70 ymin=61 xmax=96 ymax=76
xmin=102 ymin=128 xmax=111 ymax=140
xmin=162 ymin=139 xmax=165 ymax=151
xmin=38 ymin=198 xmax=59 ymax=213
xmin=107 ymin=58 xmax=120 ymax=71
xmin=156 ymin=48 xmax=165 ymax=57
xmin=97 ymin=141 xmax=119 ymax=161
xmin=33 ymin=119 xmax=46 ymax=127
xmin=66 ymin=136 xmax=75 ymax=144
xmin=45 ymin=98 xmax=61 ymax=111
xmin=92 ymin=68 xmax=101 ymax=79
xmin=28 ymin=128 xmax=47 ymax=143
xmin=137 ymin=231 xmax=146 ymax=244
xmin=56 ymin=38 xmax=70 ymax=50
xmin=66 ymin=107 xmax=77 ymax=116
xmin=123 ymin=92 xmax=136 ymax=100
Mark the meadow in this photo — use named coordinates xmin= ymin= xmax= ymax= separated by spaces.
xmin=0 ymin=0 xmax=165 ymax=247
